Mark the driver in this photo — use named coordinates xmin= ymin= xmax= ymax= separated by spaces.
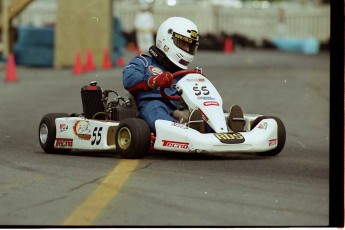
xmin=122 ymin=17 xmax=244 ymax=133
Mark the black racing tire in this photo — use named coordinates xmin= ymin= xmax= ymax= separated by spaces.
xmin=251 ymin=116 xmax=286 ymax=156
xmin=115 ymin=118 xmax=151 ymax=159
xmin=38 ymin=113 xmax=71 ymax=154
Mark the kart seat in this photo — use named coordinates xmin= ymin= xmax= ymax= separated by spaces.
xmin=173 ymin=109 xmax=206 ymax=133
xmin=173 ymin=109 xmax=190 ymax=123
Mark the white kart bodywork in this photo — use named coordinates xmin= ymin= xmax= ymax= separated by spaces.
xmin=154 ymin=118 xmax=277 ymax=153
xmin=55 ymin=117 xmax=119 ymax=150
xmin=153 ymin=73 xmax=279 ymax=153
xmin=53 ymin=72 xmax=280 ymax=155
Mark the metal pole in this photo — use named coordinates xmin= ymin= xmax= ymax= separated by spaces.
xmin=2 ymin=0 xmax=10 ymax=58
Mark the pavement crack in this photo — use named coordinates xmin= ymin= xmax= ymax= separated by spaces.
xmin=66 ymin=176 xmax=104 ymax=193
xmin=65 ymin=162 xmax=161 ymax=194
xmin=132 ymin=160 xmax=164 ymax=172
xmin=0 ymin=157 xmax=42 ymax=173
xmin=22 ymin=195 xmax=67 ymax=209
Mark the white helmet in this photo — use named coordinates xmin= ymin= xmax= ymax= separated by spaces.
xmin=155 ymin=17 xmax=199 ymax=70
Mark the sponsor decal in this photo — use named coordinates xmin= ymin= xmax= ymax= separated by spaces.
xmin=186 ymin=78 xmax=205 ymax=82
xmin=203 ymin=101 xmax=219 ymax=106
xmin=162 ymin=140 xmax=189 ymax=149
xmin=55 ymin=138 xmax=73 ymax=147
xmin=197 ymin=96 xmax=215 ymax=100
xmin=171 ymin=122 xmax=188 ymax=129
xmin=214 ymin=133 xmax=245 ymax=144
xmin=269 ymin=139 xmax=278 ymax=146
xmin=258 ymin=122 xmax=268 ymax=130
xmin=174 ymin=33 xmax=193 ymax=43
xmin=150 ymin=49 xmax=158 ymax=57
xmin=59 ymin=123 xmax=68 ymax=132
xmin=73 ymin=120 xmax=92 ymax=140
xmin=149 ymin=66 xmax=163 ymax=75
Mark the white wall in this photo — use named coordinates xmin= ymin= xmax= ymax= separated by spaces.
xmin=14 ymin=0 xmax=330 ymax=42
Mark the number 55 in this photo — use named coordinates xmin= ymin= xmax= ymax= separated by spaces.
xmin=193 ymin=86 xmax=210 ymax=96
xmin=91 ymin=127 xmax=103 ymax=145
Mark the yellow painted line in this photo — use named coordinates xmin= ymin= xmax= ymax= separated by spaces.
xmin=62 ymin=159 xmax=140 ymax=225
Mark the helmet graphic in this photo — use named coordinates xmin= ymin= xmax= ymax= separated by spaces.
xmin=155 ymin=17 xmax=199 ymax=69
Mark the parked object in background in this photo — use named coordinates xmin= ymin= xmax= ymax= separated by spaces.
xmin=14 ymin=26 xmax=54 ymax=66
xmin=11 ymin=17 xmax=127 ymax=68
xmin=271 ymin=36 xmax=320 ymax=55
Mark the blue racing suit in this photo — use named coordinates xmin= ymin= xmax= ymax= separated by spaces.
xmin=122 ymin=54 xmax=181 ymax=132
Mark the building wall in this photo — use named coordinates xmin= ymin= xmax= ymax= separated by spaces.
xmin=54 ymin=0 xmax=113 ymax=68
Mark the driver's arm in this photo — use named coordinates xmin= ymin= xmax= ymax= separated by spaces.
xmin=123 ymin=57 xmax=173 ymax=94
xmin=123 ymin=57 xmax=150 ymax=94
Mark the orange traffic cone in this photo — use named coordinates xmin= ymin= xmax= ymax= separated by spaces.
xmin=126 ymin=42 xmax=137 ymax=52
xmin=5 ymin=53 xmax=18 ymax=82
xmin=102 ymin=49 xmax=112 ymax=70
xmin=85 ymin=49 xmax=95 ymax=72
xmin=224 ymin=37 xmax=233 ymax=54
xmin=116 ymin=56 xmax=125 ymax=67
xmin=72 ymin=51 xmax=84 ymax=75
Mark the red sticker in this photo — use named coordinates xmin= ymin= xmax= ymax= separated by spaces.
xmin=162 ymin=140 xmax=189 ymax=149
xmin=203 ymin=101 xmax=219 ymax=106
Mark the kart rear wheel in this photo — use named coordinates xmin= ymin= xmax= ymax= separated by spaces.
xmin=251 ymin=116 xmax=286 ymax=156
xmin=115 ymin=118 xmax=151 ymax=159
xmin=39 ymin=113 xmax=71 ymax=154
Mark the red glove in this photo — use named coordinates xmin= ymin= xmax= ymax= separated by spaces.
xmin=147 ymin=72 xmax=173 ymax=89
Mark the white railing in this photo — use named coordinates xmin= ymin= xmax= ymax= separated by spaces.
xmin=14 ymin=0 xmax=330 ymax=42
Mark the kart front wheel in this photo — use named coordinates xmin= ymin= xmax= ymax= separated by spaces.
xmin=252 ymin=116 xmax=286 ymax=156
xmin=38 ymin=113 xmax=71 ymax=154
xmin=115 ymin=118 xmax=151 ymax=159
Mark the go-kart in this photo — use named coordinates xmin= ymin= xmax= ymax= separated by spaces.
xmin=38 ymin=69 xmax=286 ymax=159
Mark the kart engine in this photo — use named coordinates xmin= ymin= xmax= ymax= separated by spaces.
xmin=81 ymin=81 xmax=137 ymax=121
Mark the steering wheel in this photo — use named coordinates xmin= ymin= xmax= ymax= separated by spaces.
xmin=160 ymin=69 xmax=202 ymax=101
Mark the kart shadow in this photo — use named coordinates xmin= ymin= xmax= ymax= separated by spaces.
xmin=36 ymin=150 xmax=267 ymax=161
xmin=36 ymin=149 xmax=121 ymax=159
xmin=146 ymin=151 xmax=267 ymax=161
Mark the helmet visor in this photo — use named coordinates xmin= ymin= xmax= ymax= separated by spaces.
xmin=172 ymin=32 xmax=199 ymax=55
